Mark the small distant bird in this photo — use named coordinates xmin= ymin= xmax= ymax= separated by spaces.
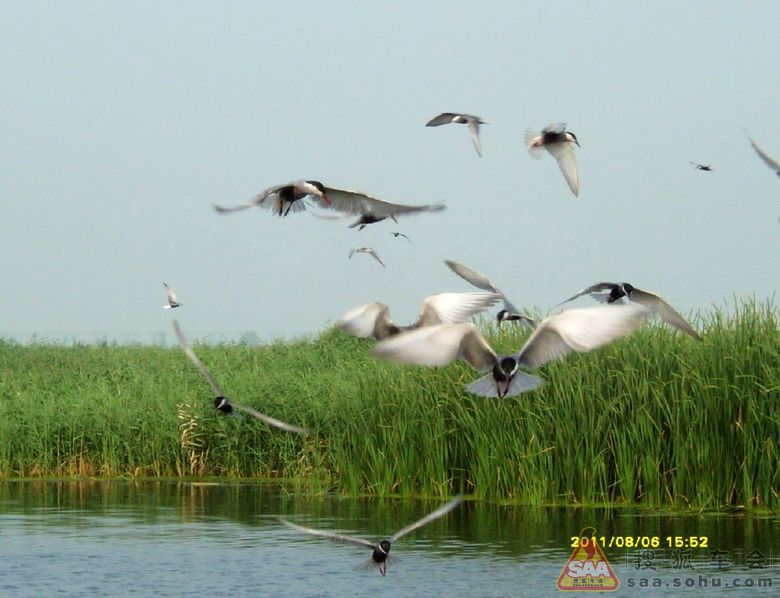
xmin=163 ymin=283 xmax=182 ymax=309
xmin=445 ymin=260 xmax=536 ymax=329
xmin=389 ymin=231 xmax=412 ymax=243
xmin=747 ymin=136 xmax=780 ymax=177
xmin=373 ymin=305 xmax=649 ymax=398
xmin=172 ymin=321 xmax=310 ymax=435
xmin=279 ymin=495 xmax=463 ymax=576
xmin=556 ymin=282 xmax=702 ymax=341
xmin=337 ymin=291 xmax=501 ymax=341
xmin=690 ymin=162 xmax=713 ymax=172
xmin=525 ymin=122 xmax=581 ymax=197
xmin=426 ymin=112 xmax=485 ymax=157
xmin=213 ymin=180 xmax=330 ymax=218
xmin=348 ymin=247 xmax=385 ymax=267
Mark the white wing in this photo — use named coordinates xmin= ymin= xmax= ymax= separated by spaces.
xmin=389 ymin=495 xmax=464 ymax=542
xmin=416 ymin=292 xmax=500 ymax=326
xmin=213 ymin=185 xmax=282 ymax=214
xmin=373 ymin=323 xmax=496 ymax=371
xmin=337 ymin=303 xmax=392 ymax=338
xmin=748 ymin=137 xmax=780 ymax=174
xmin=172 ymin=320 xmax=224 ymax=397
xmin=321 ymin=187 xmax=446 ymax=219
xmin=545 ymin=142 xmax=579 ymax=196
xmin=542 ymin=122 xmax=567 ymax=134
xmin=517 ymin=305 xmax=648 ymax=369
xmin=278 ymin=518 xmax=377 ymax=549
xmin=467 ymin=119 xmax=482 ymax=157
xmin=164 ymin=283 xmax=178 ymax=304
xmin=231 ymin=403 xmax=310 ymax=436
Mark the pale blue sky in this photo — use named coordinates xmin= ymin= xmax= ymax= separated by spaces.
xmin=2 ymin=2 xmax=778 ymax=342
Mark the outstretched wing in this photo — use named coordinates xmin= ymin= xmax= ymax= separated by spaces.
xmin=554 ymin=282 xmax=620 ymax=307
xmin=628 ymin=288 xmax=702 ymax=340
xmin=172 ymin=320 xmax=224 ymax=397
xmin=230 ymin=402 xmax=310 ymax=436
xmin=278 ymin=518 xmax=377 ymax=549
xmin=416 ymin=292 xmax=500 ymax=327
xmin=748 ymin=137 xmax=780 ymax=175
xmin=425 ymin=113 xmax=458 ymax=126
xmin=320 ymin=187 xmax=446 ymax=219
xmin=337 ymin=303 xmax=393 ymax=339
xmin=467 ymin=119 xmax=482 ymax=157
xmin=546 ymin=142 xmax=579 ymax=196
xmin=389 ymin=495 xmax=464 ymax=543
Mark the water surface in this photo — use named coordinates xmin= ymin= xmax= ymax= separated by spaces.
xmin=0 ymin=480 xmax=777 ymax=596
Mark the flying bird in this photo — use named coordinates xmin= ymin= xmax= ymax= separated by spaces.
xmin=348 ymin=247 xmax=386 ymax=267
xmin=556 ymin=282 xmax=701 ymax=340
xmin=426 ymin=112 xmax=485 ymax=157
xmin=445 ymin=260 xmax=536 ymax=329
xmin=163 ymin=283 xmax=182 ymax=309
xmin=337 ymin=291 xmax=501 ymax=341
xmin=213 ymin=180 xmax=330 ymax=218
xmin=747 ymin=136 xmax=780 ymax=177
xmin=279 ymin=495 xmax=463 ymax=576
xmin=319 ymin=187 xmax=446 ymax=230
xmin=690 ymin=162 xmax=713 ymax=172
xmin=389 ymin=231 xmax=412 ymax=243
xmin=172 ymin=320 xmax=310 ymax=435
xmin=373 ymin=305 xmax=649 ymax=398
xmin=525 ymin=122 xmax=581 ymax=196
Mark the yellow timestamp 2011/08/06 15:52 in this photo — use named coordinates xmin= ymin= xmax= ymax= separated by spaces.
xmin=571 ymin=536 xmax=710 ymax=549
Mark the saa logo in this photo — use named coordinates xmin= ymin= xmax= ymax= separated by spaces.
xmin=556 ymin=536 xmax=619 ymax=592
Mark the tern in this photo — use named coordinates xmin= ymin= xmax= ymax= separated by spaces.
xmin=525 ymin=122 xmax=581 ymax=196
xmin=747 ymin=136 xmax=780 ymax=177
xmin=690 ymin=162 xmax=713 ymax=172
xmin=279 ymin=495 xmax=463 ymax=576
xmin=426 ymin=112 xmax=485 ymax=157
xmin=348 ymin=247 xmax=386 ymax=267
xmin=389 ymin=231 xmax=412 ymax=243
xmin=337 ymin=291 xmax=501 ymax=341
xmin=163 ymin=283 xmax=182 ymax=309
xmin=373 ymin=305 xmax=649 ymax=398
xmin=172 ymin=321 xmax=310 ymax=435
xmin=445 ymin=260 xmax=536 ymax=329
xmin=321 ymin=187 xmax=446 ymax=229
xmin=556 ymin=282 xmax=702 ymax=340
xmin=213 ymin=180 xmax=330 ymax=218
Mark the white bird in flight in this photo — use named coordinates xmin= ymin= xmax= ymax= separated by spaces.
xmin=348 ymin=247 xmax=386 ymax=267
xmin=426 ymin=112 xmax=486 ymax=157
xmin=525 ymin=122 xmax=581 ymax=197
xmin=163 ymin=283 xmax=182 ymax=309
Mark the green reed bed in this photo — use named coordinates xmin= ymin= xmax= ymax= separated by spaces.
xmin=0 ymin=298 xmax=777 ymax=508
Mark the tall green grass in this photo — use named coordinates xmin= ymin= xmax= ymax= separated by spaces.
xmin=0 ymin=298 xmax=777 ymax=508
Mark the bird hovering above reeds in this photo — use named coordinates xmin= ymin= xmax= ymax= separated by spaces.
xmin=444 ymin=260 xmax=536 ymax=329
xmin=163 ymin=283 xmax=182 ymax=309
xmin=213 ymin=180 xmax=330 ymax=218
xmin=172 ymin=320 xmax=310 ymax=435
xmin=426 ymin=112 xmax=486 ymax=157
xmin=337 ymin=291 xmax=501 ymax=341
xmin=348 ymin=247 xmax=386 ymax=267
xmin=525 ymin=122 xmax=581 ymax=197
xmin=278 ymin=495 xmax=463 ymax=576
xmin=555 ymin=282 xmax=701 ymax=340
xmin=746 ymin=136 xmax=780 ymax=177
xmin=373 ymin=305 xmax=650 ymax=398
xmin=690 ymin=162 xmax=713 ymax=172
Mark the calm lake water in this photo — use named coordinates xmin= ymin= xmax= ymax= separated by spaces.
xmin=0 ymin=480 xmax=778 ymax=597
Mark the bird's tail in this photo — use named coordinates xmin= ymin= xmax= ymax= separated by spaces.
xmin=524 ymin=129 xmax=544 ymax=158
xmin=465 ymin=366 xmax=544 ymax=399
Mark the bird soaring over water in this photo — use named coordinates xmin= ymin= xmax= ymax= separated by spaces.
xmin=172 ymin=320 xmax=310 ymax=435
xmin=373 ymin=305 xmax=650 ymax=398
xmin=444 ymin=260 xmax=536 ymax=329
xmin=555 ymin=282 xmax=702 ymax=340
xmin=337 ymin=291 xmax=501 ymax=341
xmin=163 ymin=283 xmax=182 ymax=309
xmin=426 ymin=112 xmax=486 ymax=157
xmin=525 ymin=122 xmax=581 ymax=196
xmin=279 ymin=495 xmax=463 ymax=576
